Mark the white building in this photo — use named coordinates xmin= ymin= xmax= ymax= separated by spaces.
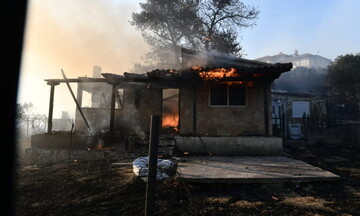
xmin=256 ymin=50 xmax=332 ymax=71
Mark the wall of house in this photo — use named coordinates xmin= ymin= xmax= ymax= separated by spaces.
xmin=75 ymin=86 xmax=162 ymax=135
xmin=179 ymin=83 xmax=272 ymax=136
xmin=120 ymin=87 xmax=162 ymax=136
xmin=75 ymin=108 xmax=122 ymax=131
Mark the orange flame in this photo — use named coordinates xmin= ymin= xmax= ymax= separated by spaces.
xmin=192 ymin=66 xmax=256 ymax=87
xmin=162 ymin=113 xmax=179 ymax=129
xmin=95 ymin=143 xmax=110 ymax=150
xmin=193 ymin=66 xmax=247 ymax=85
xmin=196 ymin=67 xmax=238 ymax=81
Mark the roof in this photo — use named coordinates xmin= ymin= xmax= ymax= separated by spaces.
xmin=254 ymin=53 xmax=292 ymax=64
xmin=280 ymin=53 xmax=332 ymax=64
xmin=271 ymin=90 xmax=315 ymax=98
xmin=45 ymin=48 xmax=292 ymax=87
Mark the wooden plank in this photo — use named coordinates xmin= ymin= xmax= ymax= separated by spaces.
xmin=264 ymin=85 xmax=270 ymax=136
xmin=61 ymin=70 xmax=91 ymax=130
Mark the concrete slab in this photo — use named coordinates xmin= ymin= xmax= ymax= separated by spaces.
xmin=177 ymin=156 xmax=340 ymax=183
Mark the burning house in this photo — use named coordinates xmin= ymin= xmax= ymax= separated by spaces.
xmin=37 ymin=48 xmax=292 ymax=156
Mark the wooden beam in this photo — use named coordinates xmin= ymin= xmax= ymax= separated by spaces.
xmin=264 ymin=85 xmax=270 ymax=136
xmin=110 ymin=84 xmax=117 ymax=132
xmin=47 ymin=82 xmax=59 ymax=133
xmin=61 ymin=70 xmax=91 ymax=130
xmin=44 ymin=78 xmax=105 ymax=83
xmin=192 ymin=85 xmax=197 ymax=134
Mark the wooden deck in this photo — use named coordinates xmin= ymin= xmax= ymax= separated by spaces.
xmin=177 ymin=156 xmax=340 ymax=183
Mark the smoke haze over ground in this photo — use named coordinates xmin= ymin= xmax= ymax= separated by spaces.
xmin=18 ymin=0 xmax=148 ymax=118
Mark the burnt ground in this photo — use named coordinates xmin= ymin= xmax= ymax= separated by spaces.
xmin=13 ymin=141 xmax=360 ymax=216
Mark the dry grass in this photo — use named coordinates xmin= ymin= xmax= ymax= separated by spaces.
xmin=281 ymin=196 xmax=334 ymax=211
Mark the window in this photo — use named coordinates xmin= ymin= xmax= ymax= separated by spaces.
xmin=210 ymin=85 xmax=227 ymax=105
xmin=210 ymin=84 xmax=246 ymax=106
xmin=292 ymin=101 xmax=310 ymax=118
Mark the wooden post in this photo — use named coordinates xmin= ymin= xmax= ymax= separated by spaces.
xmin=110 ymin=84 xmax=117 ymax=132
xmin=178 ymin=88 xmax=182 ymax=132
xmin=264 ymin=85 xmax=270 ymax=136
xmin=47 ymin=81 xmax=59 ymax=133
xmin=145 ymin=115 xmax=160 ymax=216
xmin=192 ymin=85 xmax=197 ymax=134
xmin=281 ymin=113 xmax=286 ymax=139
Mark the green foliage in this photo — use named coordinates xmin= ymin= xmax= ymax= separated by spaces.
xmin=130 ymin=0 xmax=259 ymax=71
xmin=327 ymin=53 xmax=360 ymax=102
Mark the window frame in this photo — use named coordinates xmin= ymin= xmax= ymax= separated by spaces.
xmin=208 ymin=84 xmax=247 ymax=107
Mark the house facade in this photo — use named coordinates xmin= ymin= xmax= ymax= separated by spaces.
xmin=44 ymin=48 xmax=292 ymax=155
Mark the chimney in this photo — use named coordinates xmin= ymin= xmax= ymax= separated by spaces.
xmin=93 ymin=65 xmax=102 ymax=78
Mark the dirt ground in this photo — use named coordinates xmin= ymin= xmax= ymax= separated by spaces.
xmin=13 ymin=141 xmax=360 ymax=216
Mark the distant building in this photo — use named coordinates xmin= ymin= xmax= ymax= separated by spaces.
xmin=256 ymin=50 xmax=332 ymax=71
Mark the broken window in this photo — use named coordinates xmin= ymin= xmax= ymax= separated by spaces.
xmin=210 ymin=84 xmax=246 ymax=106
xmin=162 ymin=89 xmax=179 ymax=130
xmin=116 ymin=88 xmax=124 ymax=109
xmin=210 ymin=85 xmax=227 ymax=106
xmin=229 ymin=85 xmax=246 ymax=106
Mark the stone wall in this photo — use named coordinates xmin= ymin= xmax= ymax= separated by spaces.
xmin=175 ymin=136 xmax=283 ymax=156
xmin=179 ymin=83 xmax=272 ymax=136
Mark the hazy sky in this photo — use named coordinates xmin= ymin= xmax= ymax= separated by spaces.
xmin=18 ymin=0 xmax=360 ymax=118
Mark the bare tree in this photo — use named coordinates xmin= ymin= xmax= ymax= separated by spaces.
xmin=200 ymin=0 xmax=259 ymax=56
xmin=16 ymin=103 xmax=47 ymax=138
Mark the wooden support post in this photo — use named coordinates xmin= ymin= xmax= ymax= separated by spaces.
xmin=264 ymin=85 xmax=270 ymax=136
xmin=178 ymin=88 xmax=182 ymax=132
xmin=110 ymin=84 xmax=117 ymax=132
xmin=192 ymin=85 xmax=197 ymax=135
xmin=47 ymin=81 xmax=59 ymax=133
xmin=145 ymin=115 xmax=160 ymax=216
xmin=281 ymin=113 xmax=286 ymax=139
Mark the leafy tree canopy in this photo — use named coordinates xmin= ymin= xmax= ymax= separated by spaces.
xmin=130 ymin=0 xmax=259 ymax=72
xmin=327 ymin=53 xmax=360 ymax=102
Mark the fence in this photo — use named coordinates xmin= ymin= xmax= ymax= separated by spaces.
xmin=272 ymin=115 xmax=360 ymax=145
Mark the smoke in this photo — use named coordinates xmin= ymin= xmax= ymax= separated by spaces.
xmin=182 ymin=48 xmax=244 ymax=69
xmin=23 ymin=0 xmax=148 ymax=75
xmin=120 ymin=104 xmax=146 ymax=137
xmin=273 ymin=67 xmax=328 ymax=95
xmin=18 ymin=0 xmax=149 ymax=117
